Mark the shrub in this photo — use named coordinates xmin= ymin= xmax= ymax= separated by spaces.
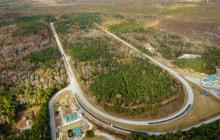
xmin=85 ymin=130 xmax=94 ymax=137
xmin=110 ymin=21 xmax=145 ymax=34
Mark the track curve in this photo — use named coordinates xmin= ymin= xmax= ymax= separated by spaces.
xmin=50 ymin=22 xmax=194 ymax=126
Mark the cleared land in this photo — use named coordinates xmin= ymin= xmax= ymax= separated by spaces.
xmin=103 ymin=16 xmax=220 ymax=74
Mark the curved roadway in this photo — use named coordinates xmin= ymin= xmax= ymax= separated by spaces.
xmin=50 ymin=22 xmax=194 ymax=126
xmin=49 ymin=86 xmax=71 ymax=140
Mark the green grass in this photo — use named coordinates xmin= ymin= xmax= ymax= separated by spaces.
xmin=174 ymin=57 xmax=215 ymax=74
xmin=74 ymin=13 xmax=101 ymax=30
xmin=174 ymin=48 xmax=220 ymax=74
xmin=110 ymin=21 xmax=145 ymax=34
xmin=0 ymin=15 xmax=56 ymax=38
xmin=14 ymin=21 xmax=47 ymax=36
xmin=162 ymin=5 xmax=195 ymax=16
xmin=0 ymin=15 xmax=48 ymax=28
xmin=0 ymin=92 xmax=15 ymax=124
xmin=0 ymin=1 xmax=32 ymax=9
xmin=55 ymin=19 xmax=72 ymax=35
xmin=0 ymin=15 xmax=55 ymax=36
xmin=24 ymin=47 xmax=61 ymax=69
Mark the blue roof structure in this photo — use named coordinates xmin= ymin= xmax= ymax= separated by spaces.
xmin=201 ymin=76 xmax=218 ymax=84
xmin=64 ymin=113 xmax=77 ymax=123
xmin=74 ymin=127 xmax=82 ymax=137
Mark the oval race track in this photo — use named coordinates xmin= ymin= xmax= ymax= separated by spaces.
xmin=50 ymin=22 xmax=194 ymax=126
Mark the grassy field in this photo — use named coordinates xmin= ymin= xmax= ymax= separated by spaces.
xmin=0 ymin=1 xmax=32 ymax=9
xmin=161 ymin=4 xmax=220 ymax=19
xmin=110 ymin=21 xmax=145 ymax=34
xmin=1 ymin=2 xmax=220 ymax=18
xmin=174 ymin=48 xmax=220 ymax=74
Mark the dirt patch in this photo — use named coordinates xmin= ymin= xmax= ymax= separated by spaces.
xmin=101 ymin=17 xmax=126 ymax=27
xmin=143 ymin=17 xmax=220 ymax=46
xmin=83 ymin=135 xmax=108 ymax=140
xmin=12 ymin=107 xmax=39 ymax=131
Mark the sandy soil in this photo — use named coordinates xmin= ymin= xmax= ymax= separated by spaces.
xmin=142 ymin=17 xmax=220 ymax=46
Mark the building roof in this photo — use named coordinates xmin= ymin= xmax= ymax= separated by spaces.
xmin=64 ymin=113 xmax=77 ymax=123
xmin=201 ymin=76 xmax=218 ymax=84
xmin=74 ymin=127 xmax=82 ymax=137
xmin=61 ymin=120 xmax=84 ymax=132
xmin=178 ymin=54 xmax=201 ymax=59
